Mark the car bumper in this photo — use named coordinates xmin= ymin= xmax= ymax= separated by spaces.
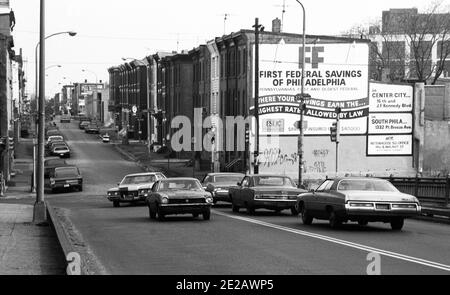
xmin=253 ymin=199 xmax=297 ymax=209
xmin=212 ymin=191 xmax=231 ymax=202
xmin=345 ymin=203 xmax=422 ymax=218
xmin=107 ymin=195 xmax=146 ymax=203
xmin=159 ymin=203 xmax=212 ymax=215
xmin=51 ymin=183 xmax=81 ymax=189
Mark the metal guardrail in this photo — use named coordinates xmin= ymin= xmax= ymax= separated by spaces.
xmin=383 ymin=176 xmax=450 ymax=206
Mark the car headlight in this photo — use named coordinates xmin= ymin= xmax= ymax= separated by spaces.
xmin=161 ymin=197 xmax=169 ymax=204
xmin=254 ymin=194 xmax=262 ymax=200
xmin=206 ymin=197 xmax=213 ymax=203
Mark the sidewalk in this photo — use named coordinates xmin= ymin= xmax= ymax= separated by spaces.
xmin=0 ymin=138 xmax=66 ymax=275
xmin=4 ymin=138 xmax=34 ymax=200
xmin=0 ymin=204 xmax=66 ymax=274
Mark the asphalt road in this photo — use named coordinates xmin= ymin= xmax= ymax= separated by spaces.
xmin=47 ymin=121 xmax=450 ymax=275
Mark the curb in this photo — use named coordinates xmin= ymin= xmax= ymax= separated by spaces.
xmin=46 ymin=201 xmax=109 ymax=275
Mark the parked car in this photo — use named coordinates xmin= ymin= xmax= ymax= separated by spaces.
xmin=60 ymin=114 xmax=71 ymax=123
xmin=79 ymin=121 xmax=90 ymax=130
xmin=46 ymin=166 xmax=83 ymax=193
xmin=102 ymin=134 xmax=110 ymax=143
xmin=229 ymin=174 xmax=307 ymax=215
xmin=46 ymin=130 xmax=63 ymax=140
xmin=85 ymin=124 xmax=100 ymax=134
xmin=202 ymin=173 xmax=245 ymax=204
xmin=107 ymin=172 xmax=167 ymax=207
xmin=46 ymin=135 xmax=64 ymax=146
xmin=44 ymin=157 xmax=68 ymax=178
xmin=46 ymin=141 xmax=68 ymax=156
xmin=295 ymin=178 xmax=422 ymax=231
xmin=146 ymin=178 xmax=214 ymax=221
xmin=50 ymin=145 xmax=71 ymax=158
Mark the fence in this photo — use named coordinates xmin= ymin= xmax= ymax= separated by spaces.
xmin=383 ymin=176 xmax=450 ymax=206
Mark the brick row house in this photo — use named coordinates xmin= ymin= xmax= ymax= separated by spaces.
xmin=108 ymin=22 xmax=365 ymax=173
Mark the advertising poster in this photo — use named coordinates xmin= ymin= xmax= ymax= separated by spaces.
xmin=253 ymin=42 xmax=370 ymax=136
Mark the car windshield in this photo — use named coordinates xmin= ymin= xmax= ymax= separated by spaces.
xmin=337 ymin=179 xmax=399 ymax=192
xmin=158 ymin=179 xmax=203 ymax=191
xmin=121 ymin=175 xmax=157 ymax=185
xmin=214 ymin=175 xmax=244 ymax=183
xmin=253 ymin=176 xmax=295 ymax=187
xmin=45 ymin=159 xmax=66 ymax=166
xmin=55 ymin=167 xmax=78 ymax=178
xmin=55 ymin=147 xmax=68 ymax=151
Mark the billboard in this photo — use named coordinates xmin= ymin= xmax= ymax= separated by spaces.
xmin=367 ymin=83 xmax=414 ymax=156
xmin=253 ymin=42 xmax=370 ymax=136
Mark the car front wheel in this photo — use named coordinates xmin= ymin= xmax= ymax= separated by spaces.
xmin=157 ymin=205 xmax=165 ymax=221
xmin=149 ymin=207 xmax=156 ymax=219
xmin=329 ymin=211 xmax=342 ymax=229
xmin=301 ymin=207 xmax=313 ymax=225
xmin=390 ymin=218 xmax=404 ymax=231
xmin=203 ymin=209 xmax=211 ymax=221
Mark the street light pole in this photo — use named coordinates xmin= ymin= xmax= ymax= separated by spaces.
xmin=253 ymin=18 xmax=262 ymax=175
xmin=296 ymin=0 xmax=306 ymax=188
xmin=33 ymin=0 xmax=46 ymax=224
xmin=32 ymin=31 xmax=75 ymax=194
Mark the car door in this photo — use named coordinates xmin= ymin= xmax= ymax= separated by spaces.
xmin=309 ymin=180 xmax=334 ymax=218
xmin=236 ymin=177 xmax=250 ymax=206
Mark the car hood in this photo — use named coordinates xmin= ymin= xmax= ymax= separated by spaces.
xmin=252 ymin=187 xmax=307 ymax=195
xmin=108 ymin=183 xmax=155 ymax=192
xmin=162 ymin=190 xmax=209 ymax=199
xmin=209 ymin=183 xmax=239 ymax=189
xmin=344 ymin=191 xmax=418 ymax=203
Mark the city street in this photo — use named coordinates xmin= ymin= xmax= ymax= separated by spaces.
xmin=47 ymin=121 xmax=450 ymax=275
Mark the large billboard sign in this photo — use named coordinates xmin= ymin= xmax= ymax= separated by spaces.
xmin=367 ymin=83 xmax=414 ymax=156
xmin=253 ymin=42 xmax=370 ymax=136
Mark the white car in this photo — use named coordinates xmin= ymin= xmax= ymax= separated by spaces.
xmin=107 ymin=172 xmax=167 ymax=207
xmin=102 ymin=134 xmax=110 ymax=143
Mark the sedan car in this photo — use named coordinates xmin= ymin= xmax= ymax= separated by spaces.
xmin=102 ymin=134 xmax=110 ymax=143
xmin=202 ymin=173 xmax=245 ymax=204
xmin=295 ymin=178 xmax=422 ymax=231
xmin=146 ymin=178 xmax=213 ymax=221
xmin=51 ymin=145 xmax=71 ymax=158
xmin=85 ymin=124 xmax=100 ymax=134
xmin=46 ymin=166 xmax=83 ymax=193
xmin=79 ymin=121 xmax=90 ymax=130
xmin=107 ymin=172 xmax=167 ymax=207
xmin=229 ymin=175 xmax=307 ymax=215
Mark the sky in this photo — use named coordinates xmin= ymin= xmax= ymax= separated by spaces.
xmin=8 ymin=0 xmax=450 ymax=98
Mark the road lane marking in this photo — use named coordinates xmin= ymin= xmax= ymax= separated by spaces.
xmin=213 ymin=210 xmax=450 ymax=272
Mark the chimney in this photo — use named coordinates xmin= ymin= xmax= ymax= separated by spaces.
xmin=272 ymin=18 xmax=281 ymax=33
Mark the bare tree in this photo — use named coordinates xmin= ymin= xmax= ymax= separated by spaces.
xmin=344 ymin=2 xmax=450 ymax=84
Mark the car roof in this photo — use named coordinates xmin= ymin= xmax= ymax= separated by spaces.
xmin=246 ymin=174 xmax=293 ymax=178
xmin=124 ymin=172 xmax=164 ymax=177
xmin=207 ymin=173 xmax=245 ymax=176
xmin=161 ymin=177 xmax=199 ymax=181
xmin=327 ymin=177 xmax=386 ymax=182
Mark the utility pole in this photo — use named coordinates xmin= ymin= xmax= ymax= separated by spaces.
xmin=253 ymin=18 xmax=262 ymax=175
xmin=330 ymin=107 xmax=341 ymax=176
xmin=296 ymin=0 xmax=306 ymax=188
xmin=33 ymin=0 xmax=46 ymax=224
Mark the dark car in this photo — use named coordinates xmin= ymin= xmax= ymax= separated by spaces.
xmin=44 ymin=157 xmax=68 ymax=178
xmin=46 ymin=166 xmax=83 ymax=193
xmin=50 ymin=145 xmax=71 ymax=158
xmin=202 ymin=173 xmax=245 ymax=204
xmin=60 ymin=115 xmax=71 ymax=123
xmin=146 ymin=178 xmax=213 ymax=221
xmin=229 ymin=175 xmax=307 ymax=215
xmin=79 ymin=121 xmax=90 ymax=130
xmin=107 ymin=172 xmax=167 ymax=207
xmin=85 ymin=124 xmax=100 ymax=134
xmin=295 ymin=178 xmax=422 ymax=231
